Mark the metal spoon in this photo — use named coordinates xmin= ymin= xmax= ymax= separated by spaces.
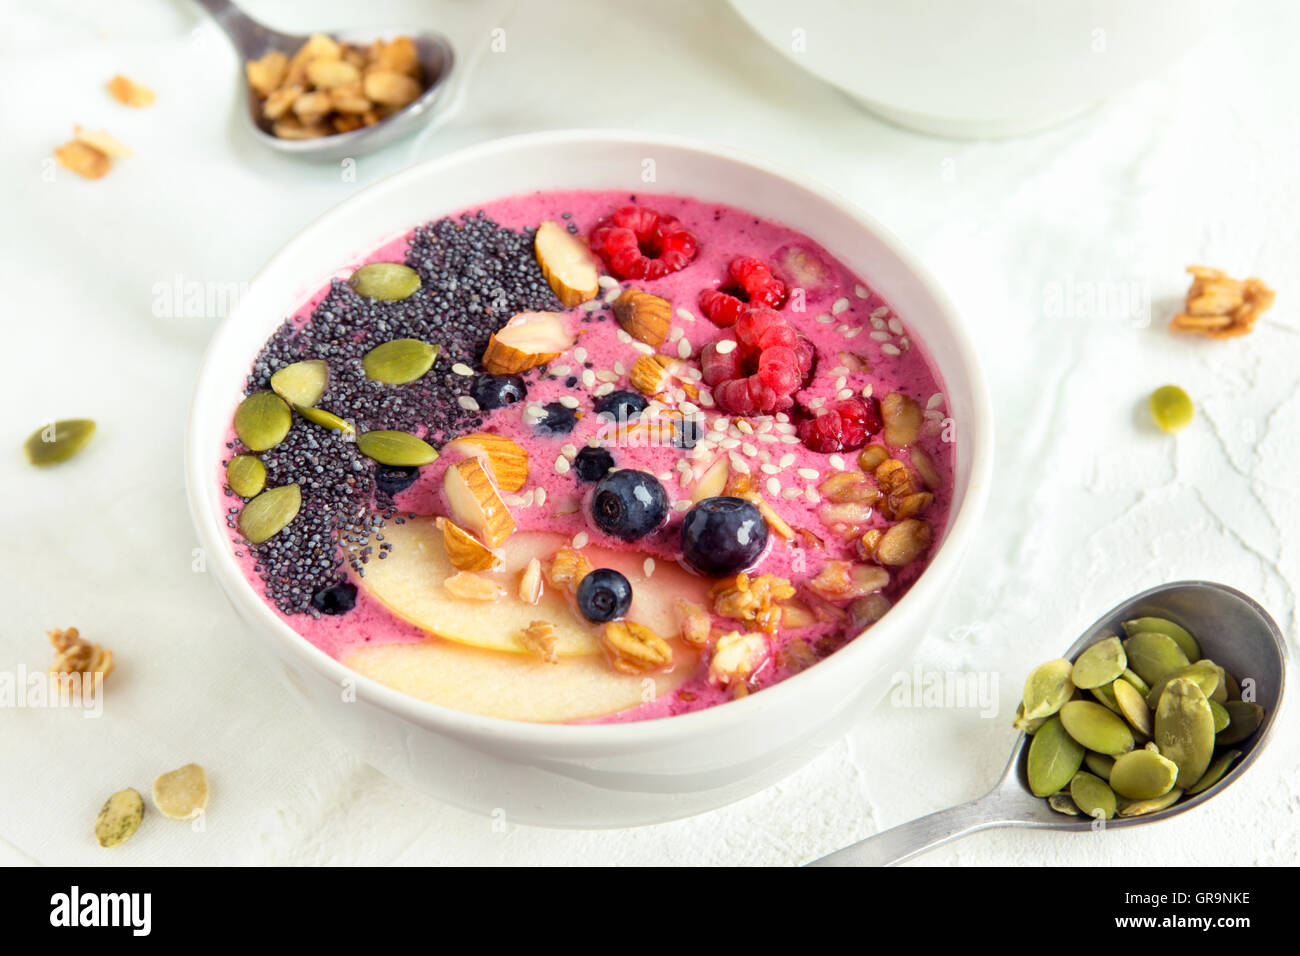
xmin=194 ymin=0 xmax=456 ymax=160
xmin=809 ymin=580 xmax=1287 ymax=866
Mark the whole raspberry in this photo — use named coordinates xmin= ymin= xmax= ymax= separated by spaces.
xmin=797 ymin=397 xmax=882 ymax=453
xmin=590 ymin=205 xmax=699 ymax=281
xmin=698 ymin=257 xmax=788 ymax=325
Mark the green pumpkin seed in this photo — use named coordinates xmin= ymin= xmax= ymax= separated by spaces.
xmin=1047 ymin=792 xmax=1080 ymax=815
xmin=1122 ymin=631 xmax=1190 ymax=686
xmin=1112 ymin=678 xmax=1153 ymax=738
xmin=238 ymin=483 xmax=301 ymax=544
xmin=1222 ymin=669 xmax=1241 ymax=700
xmin=1153 ymin=678 xmax=1216 ymax=789
xmin=363 ymin=338 xmax=440 ymax=385
xmin=1083 ymin=751 xmax=1115 ymax=781
xmin=94 ymin=787 xmax=145 ymax=848
xmin=225 ymin=454 xmax=266 ymax=498
xmin=1090 ymin=682 xmax=1122 ymax=715
xmin=1194 ymin=660 xmax=1229 ymax=703
xmin=1117 ymin=788 xmax=1183 ymax=817
xmin=1070 ymin=771 xmax=1117 ymax=821
xmin=1071 ymin=636 xmax=1127 ymax=689
xmin=1027 ymin=715 xmax=1086 ymax=797
xmin=356 ymin=429 xmax=438 ymax=467
xmin=1208 ymin=699 xmax=1231 ymax=734
xmin=1149 ymin=385 xmax=1194 ymax=433
xmin=1143 ymin=662 xmax=1221 ymax=710
xmin=349 ymin=262 xmax=422 ymax=301
xmin=1216 ymin=700 xmax=1264 ymax=745
xmin=270 ymin=360 xmax=329 ymax=407
xmin=1120 ymin=668 xmax=1151 ymax=696
xmin=297 ymin=405 xmax=354 ymax=434
xmin=1022 ymin=659 xmax=1075 ymax=721
xmin=1122 ymin=617 xmax=1200 ymax=661
xmin=1059 ymin=700 xmax=1136 ymax=756
xmin=1012 ymin=701 xmax=1047 ymax=735
xmin=24 ymin=418 xmax=96 ymax=466
xmin=234 ymin=391 xmax=292 ymax=452
xmin=1108 ymin=748 xmax=1179 ymax=800
xmin=1186 ymin=749 xmax=1242 ymax=796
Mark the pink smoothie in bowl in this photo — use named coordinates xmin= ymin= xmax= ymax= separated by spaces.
xmin=217 ymin=189 xmax=955 ymax=725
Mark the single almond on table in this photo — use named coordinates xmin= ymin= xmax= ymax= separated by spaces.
xmin=443 ymin=458 xmax=515 ymax=548
xmin=441 ymin=432 xmax=529 ymax=492
xmin=613 ymin=289 xmax=672 ymax=346
xmin=107 ymin=74 xmax=155 ymax=107
xmin=444 ymin=571 xmax=506 ymax=601
xmin=481 ymin=311 xmax=573 ymax=374
xmin=535 ymin=220 xmax=600 ymax=307
xmin=435 ymin=516 xmax=500 ymax=572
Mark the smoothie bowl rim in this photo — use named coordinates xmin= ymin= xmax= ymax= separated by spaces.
xmin=185 ymin=128 xmax=993 ymax=750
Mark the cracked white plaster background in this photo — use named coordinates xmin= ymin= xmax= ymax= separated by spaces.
xmin=0 ymin=0 xmax=1296 ymax=865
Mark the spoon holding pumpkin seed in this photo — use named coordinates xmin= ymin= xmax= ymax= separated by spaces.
xmin=809 ymin=581 xmax=1286 ymax=867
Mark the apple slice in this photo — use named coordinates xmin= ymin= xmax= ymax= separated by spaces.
xmin=342 ymin=637 xmax=697 ymax=722
xmin=444 ymin=458 xmax=515 ymax=548
xmin=357 ymin=522 xmax=710 ymax=657
xmin=481 ymin=311 xmax=573 ymax=374
xmin=535 ymin=220 xmax=600 ymax=307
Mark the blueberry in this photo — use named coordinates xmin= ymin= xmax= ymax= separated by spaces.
xmin=310 ymin=581 xmax=358 ymax=615
xmin=674 ymin=415 xmax=704 ymax=449
xmin=534 ymin=401 xmax=578 ymax=435
xmin=590 ymin=470 xmax=668 ymax=541
xmin=375 ymin=465 xmax=420 ymax=497
xmin=574 ymin=446 xmax=615 ymax=482
xmin=680 ymin=497 xmax=769 ymax=577
xmin=470 ymin=373 xmax=527 ymax=410
xmin=593 ymin=389 xmax=647 ymax=422
xmin=575 ymin=568 xmax=633 ymax=623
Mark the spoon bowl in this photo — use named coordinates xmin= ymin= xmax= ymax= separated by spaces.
xmin=196 ymin=0 xmax=455 ymax=161
xmin=810 ymin=581 xmax=1287 ymax=866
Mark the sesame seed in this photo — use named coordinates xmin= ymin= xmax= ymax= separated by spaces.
xmin=595 ymin=370 xmax=618 ymax=382
xmin=829 ymin=366 xmax=849 ymax=377
xmin=572 ymin=531 xmax=589 ymax=549
xmin=898 ymin=337 xmax=911 ymax=351
xmin=458 ymin=395 xmax=480 ymax=411
xmin=452 ymin=363 xmax=474 ymax=376
xmin=843 ymin=328 xmax=862 ymax=339
xmin=560 ymin=443 xmax=578 ymax=458
xmin=558 ymin=395 xmax=580 ymax=409
xmin=598 ymin=275 xmax=619 ymax=290
xmin=761 ymin=463 xmax=779 ymax=475
xmin=715 ymin=339 xmax=738 ymax=354
xmin=673 ymin=499 xmax=691 ymax=512
xmin=870 ymin=330 xmax=890 ymax=342
xmin=729 ymin=453 xmax=750 ymax=475
xmin=780 ymin=434 xmax=800 ymax=444
xmin=766 ymin=476 xmax=781 ymax=495
xmin=550 ymin=364 xmax=571 ymax=377
xmin=677 ymin=339 xmax=692 ymax=359
xmin=828 ymin=455 xmax=845 ymax=470
xmin=616 ymin=329 xmax=632 ymax=344
xmin=834 ymin=376 xmax=847 ymax=390
xmin=832 ymin=297 xmax=850 ymax=314
xmin=681 ymin=401 xmax=699 ymax=416
xmin=555 ymin=456 xmax=571 ymax=475
xmin=837 ymin=388 xmax=853 ymax=400
xmin=757 ymin=433 xmax=778 ymax=443
xmin=736 ymin=419 xmax=754 ymax=434
xmin=805 ymin=486 xmax=820 ymax=504
xmin=675 ymin=308 xmax=695 ymax=322
xmin=742 ymin=442 xmax=758 ymax=457
xmin=854 ymin=284 xmax=869 ymax=299
xmin=779 ymin=453 xmax=795 ymax=468
xmin=581 ymin=299 xmax=602 ymax=311
xmin=573 ymin=346 xmax=588 ymax=363
xmin=797 ymin=467 xmax=819 ymax=480
xmin=888 ymin=318 xmax=904 ymax=335
xmin=815 ymin=314 xmax=833 ymax=324
xmin=881 ymin=343 xmax=902 ymax=356
xmin=808 ymin=397 xmax=825 ymax=410
xmin=643 ymin=557 xmax=656 ymax=577
xmin=871 ymin=317 xmax=887 ymax=331
xmin=871 ymin=306 xmax=889 ymax=319
xmin=535 ymin=488 xmax=547 ymax=506
xmin=782 ymin=486 xmax=802 ymax=500
xmin=593 ymin=382 xmax=615 ymax=397
xmin=603 ymin=286 xmax=622 ymax=304
xmin=861 ymin=384 xmax=874 ymax=398
xmin=582 ymin=369 xmax=596 ymax=388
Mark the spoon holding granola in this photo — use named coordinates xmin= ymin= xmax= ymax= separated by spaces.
xmin=809 ymin=581 xmax=1286 ymax=866
xmin=195 ymin=0 xmax=455 ymax=160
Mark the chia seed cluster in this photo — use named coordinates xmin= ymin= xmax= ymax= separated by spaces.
xmin=225 ymin=211 xmax=562 ymax=616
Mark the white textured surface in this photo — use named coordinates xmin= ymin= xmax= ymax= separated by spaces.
xmin=1 ymin=0 xmax=1297 ymax=865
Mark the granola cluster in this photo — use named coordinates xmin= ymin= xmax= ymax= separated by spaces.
xmin=47 ymin=627 xmax=114 ymax=683
xmin=1169 ymin=266 xmax=1276 ymax=340
xmin=711 ymin=573 xmax=796 ymax=635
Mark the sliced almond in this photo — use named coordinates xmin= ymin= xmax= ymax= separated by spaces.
xmin=535 ymin=220 xmax=600 ymax=307
xmin=107 ymin=74 xmax=155 ymax=108
xmin=753 ymin=497 xmax=795 ymax=541
xmin=74 ymin=127 xmax=131 ymax=158
xmin=482 ymin=311 xmax=573 ymax=374
xmin=54 ymin=141 xmax=110 ymax=180
xmin=444 ymin=571 xmax=506 ymax=601
xmin=692 ymin=455 xmax=731 ymax=502
xmin=613 ymin=289 xmax=671 ymax=345
xmin=441 ymin=433 xmax=529 ymax=492
xmin=629 ymin=354 xmax=670 ymax=396
xmin=518 ymin=557 xmax=544 ymax=605
xmin=435 ymin=517 xmax=500 ymax=572
xmin=443 ymin=458 xmax=515 ymax=548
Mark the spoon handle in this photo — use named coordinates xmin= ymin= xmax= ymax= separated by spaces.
xmin=807 ymin=789 xmax=1021 ymax=866
xmin=192 ymin=0 xmax=298 ymax=58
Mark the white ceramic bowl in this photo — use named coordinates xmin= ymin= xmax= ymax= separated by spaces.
xmin=729 ymin=0 xmax=1220 ymax=138
xmin=186 ymin=130 xmax=993 ymax=827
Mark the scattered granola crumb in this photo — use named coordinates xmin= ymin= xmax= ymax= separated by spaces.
xmin=518 ymin=620 xmax=558 ymax=663
xmin=107 ymin=74 xmax=155 ymax=107
xmin=152 ymin=763 xmax=209 ymax=820
xmin=1169 ymin=265 xmax=1275 ymax=339
xmin=47 ymin=627 xmax=113 ymax=684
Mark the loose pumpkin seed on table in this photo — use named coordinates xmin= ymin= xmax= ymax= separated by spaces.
xmin=1014 ymin=615 xmax=1264 ymax=816
xmin=24 ymin=418 xmax=96 ymax=466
